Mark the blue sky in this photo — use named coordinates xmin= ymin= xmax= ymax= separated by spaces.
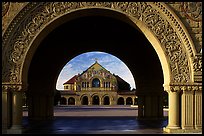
xmin=56 ymin=51 xmax=136 ymax=90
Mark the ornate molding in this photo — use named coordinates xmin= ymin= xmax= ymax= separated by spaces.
xmin=180 ymin=2 xmax=202 ymax=22
xmin=153 ymin=2 xmax=197 ymax=57
xmin=2 ymin=2 xmax=194 ymax=84
xmin=2 ymin=83 xmax=23 ymax=92
xmin=164 ymin=83 xmax=202 ymax=93
xmin=193 ymin=54 xmax=202 ymax=74
xmin=193 ymin=54 xmax=202 ymax=82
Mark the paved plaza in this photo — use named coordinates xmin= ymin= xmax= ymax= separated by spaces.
xmin=22 ymin=105 xmax=170 ymax=134
xmin=22 ymin=106 xmax=202 ymax=134
xmin=23 ymin=105 xmax=169 ymax=117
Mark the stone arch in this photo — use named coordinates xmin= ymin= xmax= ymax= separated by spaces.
xmin=92 ymin=94 xmax=100 ymax=105
xmin=102 ymin=95 xmax=110 ymax=105
xmin=126 ymin=97 xmax=133 ymax=105
xmin=2 ymin=2 xmax=198 ymax=86
xmin=117 ymin=97 xmax=125 ymax=105
xmin=80 ymin=95 xmax=89 ymax=105
xmin=68 ymin=97 xmax=75 ymax=105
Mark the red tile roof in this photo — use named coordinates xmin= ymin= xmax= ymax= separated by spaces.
xmin=63 ymin=75 xmax=78 ymax=85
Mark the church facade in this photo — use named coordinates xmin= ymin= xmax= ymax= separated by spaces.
xmin=59 ymin=61 xmax=137 ymax=106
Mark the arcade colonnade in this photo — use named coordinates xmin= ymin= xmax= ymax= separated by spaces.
xmin=2 ymin=2 xmax=202 ymax=134
xmin=59 ymin=95 xmax=137 ymax=105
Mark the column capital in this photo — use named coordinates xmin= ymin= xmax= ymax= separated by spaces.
xmin=163 ymin=83 xmax=202 ymax=93
xmin=2 ymin=83 xmax=27 ymax=92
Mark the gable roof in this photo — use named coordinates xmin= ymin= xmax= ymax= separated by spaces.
xmin=63 ymin=75 xmax=78 ymax=85
xmin=81 ymin=61 xmax=111 ymax=75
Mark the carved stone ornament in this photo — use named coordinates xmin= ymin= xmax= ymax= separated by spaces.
xmin=193 ymin=54 xmax=202 ymax=73
xmin=2 ymin=2 xmax=196 ymax=84
xmin=2 ymin=83 xmax=23 ymax=92
xmin=181 ymin=2 xmax=202 ymax=22
xmin=2 ymin=2 xmax=10 ymax=17
xmin=167 ymin=83 xmax=202 ymax=93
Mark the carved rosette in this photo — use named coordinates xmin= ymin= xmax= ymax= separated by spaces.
xmin=2 ymin=2 xmax=193 ymax=84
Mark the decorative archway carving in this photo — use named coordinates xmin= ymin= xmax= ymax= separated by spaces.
xmin=2 ymin=2 xmax=199 ymax=87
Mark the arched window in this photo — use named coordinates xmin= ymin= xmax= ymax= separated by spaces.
xmin=92 ymin=78 xmax=100 ymax=87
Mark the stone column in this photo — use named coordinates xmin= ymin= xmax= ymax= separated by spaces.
xmin=144 ymin=95 xmax=152 ymax=117
xmin=194 ymin=85 xmax=202 ymax=129
xmin=111 ymin=96 xmax=117 ymax=105
xmin=88 ymin=96 xmax=91 ymax=105
xmin=181 ymin=86 xmax=194 ymax=129
xmin=99 ymin=96 xmax=102 ymax=105
xmin=163 ymin=86 xmax=181 ymax=132
xmin=124 ymin=97 xmax=126 ymax=105
xmin=138 ymin=95 xmax=144 ymax=118
xmin=109 ymin=97 xmax=112 ymax=105
xmin=7 ymin=84 xmax=24 ymax=134
xmin=28 ymin=92 xmax=54 ymax=120
xmin=10 ymin=91 xmax=23 ymax=129
xmin=66 ymin=97 xmax=68 ymax=105
xmin=2 ymin=85 xmax=11 ymax=134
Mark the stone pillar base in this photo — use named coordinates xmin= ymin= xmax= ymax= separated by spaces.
xmin=163 ymin=127 xmax=202 ymax=134
xmin=163 ymin=126 xmax=181 ymax=133
xmin=2 ymin=128 xmax=7 ymax=134
xmin=7 ymin=125 xmax=22 ymax=134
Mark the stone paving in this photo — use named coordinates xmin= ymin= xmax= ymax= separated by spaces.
xmin=22 ymin=106 xmax=201 ymax=134
xmin=23 ymin=106 xmax=202 ymax=134
xmin=23 ymin=105 xmax=169 ymax=117
xmin=22 ymin=105 xmax=169 ymax=134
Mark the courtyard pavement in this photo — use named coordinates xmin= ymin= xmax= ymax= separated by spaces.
xmin=22 ymin=106 xmax=201 ymax=134
xmin=23 ymin=105 xmax=169 ymax=117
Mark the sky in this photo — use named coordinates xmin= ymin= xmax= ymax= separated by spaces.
xmin=56 ymin=51 xmax=136 ymax=90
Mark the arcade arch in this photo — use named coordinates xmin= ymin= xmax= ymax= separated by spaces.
xmin=81 ymin=95 xmax=89 ymax=105
xmin=117 ymin=97 xmax=125 ymax=105
xmin=92 ymin=95 xmax=100 ymax=105
xmin=68 ymin=97 xmax=75 ymax=105
xmin=103 ymin=96 xmax=110 ymax=105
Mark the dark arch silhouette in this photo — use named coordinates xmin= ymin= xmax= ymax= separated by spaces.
xmin=68 ymin=97 xmax=75 ymax=105
xmin=103 ymin=96 xmax=110 ymax=105
xmin=60 ymin=97 xmax=66 ymax=105
xmin=92 ymin=95 xmax=100 ymax=105
xmin=117 ymin=97 xmax=124 ymax=105
xmin=81 ymin=96 xmax=88 ymax=105
xmin=126 ymin=97 xmax=133 ymax=105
